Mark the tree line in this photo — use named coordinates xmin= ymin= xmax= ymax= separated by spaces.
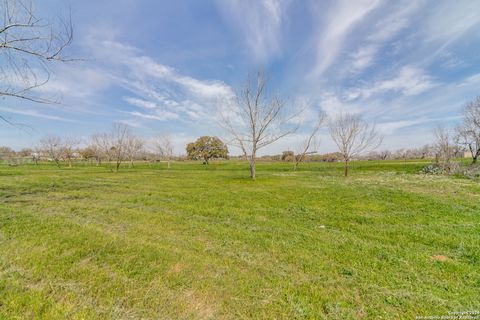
xmin=1 ymin=92 xmax=478 ymax=179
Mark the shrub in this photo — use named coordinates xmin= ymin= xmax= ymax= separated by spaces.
xmin=420 ymin=164 xmax=442 ymax=175
xmin=423 ymin=162 xmax=480 ymax=180
xmin=421 ymin=161 xmax=461 ymax=175
xmin=459 ymin=165 xmax=480 ymax=180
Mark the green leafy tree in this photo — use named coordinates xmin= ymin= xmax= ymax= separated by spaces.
xmin=186 ymin=136 xmax=228 ymax=164
xmin=281 ymin=150 xmax=294 ymax=161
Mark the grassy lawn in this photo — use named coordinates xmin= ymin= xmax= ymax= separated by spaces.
xmin=0 ymin=160 xmax=479 ymax=319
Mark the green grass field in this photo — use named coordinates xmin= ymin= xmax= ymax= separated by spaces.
xmin=1 ymin=160 xmax=479 ymax=319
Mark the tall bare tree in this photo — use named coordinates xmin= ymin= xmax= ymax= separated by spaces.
xmin=0 ymin=0 xmax=73 ymax=122
xmin=219 ymin=71 xmax=299 ymax=179
xmin=456 ymin=96 xmax=480 ymax=164
xmin=329 ymin=112 xmax=383 ymax=177
xmin=154 ymin=134 xmax=174 ymax=169
xmin=293 ymin=112 xmax=325 ymax=171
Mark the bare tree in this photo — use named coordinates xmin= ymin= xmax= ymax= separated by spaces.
xmin=378 ymin=150 xmax=391 ymax=160
xmin=219 ymin=71 xmax=300 ymax=179
xmin=110 ymin=123 xmax=131 ymax=172
xmin=86 ymin=144 xmax=102 ymax=166
xmin=328 ymin=112 xmax=383 ymax=177
xmin=293 ymin=112 xmax=326 ymax=171
xmin=154 ymin=134 xmax=174 ymax=169
xmin=433 ymin=126 xmax=453 ymax=172
xmin=90 ymin=132 xmax=112 ymax=164
xmin=456 ymin=96 xmax=480 ymax=164
xmin=419 ymin=144 xmax=433 ymax=159
xmin=125 ymin=135 xmax=144 ymax=167
xmin=38 ymin=135 xmax=62 ymax=166
xmin=0 ymin=0 xmax=74 ymax=122
xmin=62 ymin=136 xmax=80 ymax=167
xmin=90 ymin=124 xmax=133 ymax=171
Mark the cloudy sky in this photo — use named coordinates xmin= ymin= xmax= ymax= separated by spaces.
xmin=1 ymin=0 xmax=480 ymax=155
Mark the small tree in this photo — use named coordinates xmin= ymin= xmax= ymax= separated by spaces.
xmin=186 ymin=136 xmax=228 ymax=164
xmin=281 ymin=151 xmax=294 ymax=161
xmin=62 ymin=137 xmax=80 ymax=167
xmin=0 ymin=147 xmax=14 ymax=158
xmin=38 ymin=136 xmax=63 ymax=167
xmin=456 ymin=96 xmax=480 ymax=164
xmin=79 ymin=146 xmax=98 ymax=164
xmin=293 ymin=112 xmax=326 ymax=171
xmin=125 ymin=136 xmax=144 ymax=167
xmin=90 ymin=123 xmax=133 ymax=171
xmin=378 ymin=150 xmax=391 ymax=160
xmin=90 ymin=133 xmax=112 ymax=164
xmin=110 ymin=123 xmax=132 ymax=172
xmin=154 ymin=134 xmax=174 ymax=168
xmin=433 ymin=126 xmax=454 ymax=172
xmin=328 ymin=112 xmax=382 ymax=177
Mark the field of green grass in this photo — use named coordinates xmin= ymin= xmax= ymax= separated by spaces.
xmin=0 ymin=160 xmax=479 ymax=319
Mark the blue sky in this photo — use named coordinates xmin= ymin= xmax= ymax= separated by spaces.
xmin=1 ymin=0 xmax=480 ymax=155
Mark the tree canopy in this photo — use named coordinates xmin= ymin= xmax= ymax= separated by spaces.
xmin=186 ymin=136 xmax=228 ymax=164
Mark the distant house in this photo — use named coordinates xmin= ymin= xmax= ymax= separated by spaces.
xmin=464 ymin=151 xmax=473 ymax=158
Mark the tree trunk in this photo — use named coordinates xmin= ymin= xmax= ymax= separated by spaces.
xmin=249 ymin=153 xmax=257 ymax=179
xmin=167 ymin=160 xmax=171 ymax=169
xmin=344 ymin=160 xmax=349 ymax=177
xmin=472 ymin=148 xmax=479 ymax=164
xmin=249 ymin=147 xmax=257 ymax=180
xmin=116 ymin=161 xmax=121 ymax=172
xmin=249 ymin=161 xmax=256 ymax=179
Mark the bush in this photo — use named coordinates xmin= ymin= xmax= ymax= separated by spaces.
xmin=459 ymin=165 xmax=480 ymax=180
xmin=420 ymin=164 xmax=442 ymax=175
xmin=422 ymin=162 xmax=480 ymax=180
xmin=420 ymin=162 xmax=459 ymax=175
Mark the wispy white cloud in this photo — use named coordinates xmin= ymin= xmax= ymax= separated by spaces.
xmin=377 ymin=116 xmax=463 ymax=135
xmin=124 ymin=97 xmax=159 ymax=110
xmin=0 ymin=106 xmax=73 ymax=122
xmin=422 ymin=1 xmax=480 ymax=46
xmin=127 ymin=110 xmax=179 ymax=121
xmin=81 ymin=33 xmax=235 ymax=124
xmin=456 ymin=73 xmax=480 ymax=88
xmin=346 ymin=1 xmax=423 ymax=74
xmin=349 ymin=46 xmax=378 ymax=73
xmin=346 ymin=66 xmax=438 ymax=101
xmin=310 ymin=0 xmax=381 ymax=77
xmin=35 ymin=66 xmax=112 ymax=99
xmin=216 ymin=0 xmax=290 ymax=61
